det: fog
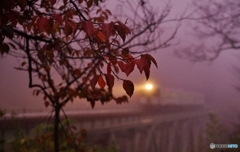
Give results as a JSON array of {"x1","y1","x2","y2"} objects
[
  {"x1": 1, "y1": 37, "x2": 240, "y2": 120},
  {"x1": 1, "y1": 0, "x2": 240, "y2": 125},
  {"x1": 158, "y1": 48, "x2": 240, "y2": 122},
  {"x1": 2, "y1": 1, "x2": 240, "y2": 152}
]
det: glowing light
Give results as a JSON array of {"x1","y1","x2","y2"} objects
[{"x1": 145, "y1": 83, "x2": 153, "y2": 91}]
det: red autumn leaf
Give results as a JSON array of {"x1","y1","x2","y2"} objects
[
  {"x1": 107, "y1": 63, "x2": 111, "y2": 74},
  {"x1": 36, "y1": 17, "x2": 48, "y2": 32},
  {"x1": 118, "y1": 61, "x2": 125, "y2": 72},
  {"x1": 87, "y1": 0, "x2": 93, "y2": 8},
  {"x1": 90, "y1": 100, "x2": 95, "y2": 108},
  {"x1": 114, "y1": 22, "x2": 131, "y2": 42},
  {"x1": 144, "y1": 54, "x2": 158, "y2": 68},
  {"x1": 67, "y1": 20, "x2": 77, "y2": 30},
  {"x1": 63, "y1": 0, "x2": 67, "y2": 5},
  {"x1": 121, "y1": 48, "x2": 134, "y2": 61},
  {"x1": 21, "y1": 61, "x2": 26, "y2": 67},
  {"x1": 118, "y1": 61, "x2": 135, "y2": 76},
  {"x1": 135, "y1": 55, "x2": 151, "y2": 80},
  {"x1": 6, "y1": 13, "x2": 17, "y2": 27},
  {"x1": 144, "y1": 67, "x2": 150, "y2": 80},
  {"x1": 18, "y1": 0, "x2": 27, "y2": 9},
  {"x1": 121, "y1": 48, "x2": 129, "y2": 57},
  {"x1": 123, "y1": 80, "x2": 134, "y2": 97},
  {"x1": 114, "y1": 25, "x2": 126, "y2": 42},
  {"x1": 45, "y1": 101, "x2": 50, "y2": 108},
  {"x1": 135, "y1": 59, "x2": 143, "y2": 74},
  {"x1": 73, "y1": 69, "x2": 81, "y2": 76},
  {"x1": 105, "y1": 74, "x2": 114, "y2": 91},
  {"x1": 54, "y1": 14, "x2": 63, "y2": 24},
  {"x1": 113, "y1": 65, "x2": 119, "y2": 73},
  {"x1": 61, "y1": 74, "x2": 66, "y2": 80},
  {"x1": 118, "y1": 21, "x2": 131, "y2": 35},
  {"x1": 98, "y1": 75, "x2": 106, "y2": 88},
  {"x1": 97, "y1": 32, "x2": 107, "y2": 42},
  {"x1": 49, "y1": 0, "x2": 56, "y2": 6},
  {"x1": 0, "y1": 43, "x2": 10, "y2": 55},
  {"x1": 90, "y1": 75, "x2": 99, "y2": 90},
  {"x1": 102, "y1": 22, "x2": 114, "y2": 38},
  {"x1": 36, "y1": 90, "x2": 40, "y2": 96},
  {"x1": 64, "y1": 23, "x2": 73, "y2": 36},
  {"x1": 81, "y1": 21, "x2": 96, "y2": 35},
  {"x1": 124, "y1": 62, "x2": 135, "y2": 76}
]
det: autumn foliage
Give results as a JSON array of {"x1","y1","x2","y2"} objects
[
  {"x1": 0, "y1": 0, "x2": 180, "y2": 151},
  {"x1": 0, "y1": 0, "x2": 158, "y2": 109}
]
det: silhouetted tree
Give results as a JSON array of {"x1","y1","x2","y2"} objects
[
  {"x1": 176, "y1": 0, "x2": 240, "y2": 61},
  {"x1": 0, "y1": 0, "x2": 181, "y2": 151}
]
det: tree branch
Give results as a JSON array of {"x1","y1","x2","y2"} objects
[{"x1": 14, "y1": 29, "x2": 52, "y2": 43}]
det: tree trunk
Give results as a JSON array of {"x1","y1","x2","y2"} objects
[{"x1": 54, "y1": 105, "x2": 60, "y2": 152}]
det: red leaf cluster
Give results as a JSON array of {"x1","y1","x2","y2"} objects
[
  {"x1": 1, "y1": 0, "x2": 159, "y2": 109},
  {"x1": 117, "y1": 53, "x2": 158, "y2": 80},
  {"x1": 90, "y1": 74, "x2": 114, "y2": 91},
  {"x1": 115, "y1": 95, "x2": 128, "y2": 104},
  {"x1": 114, "y1": 21, "x2": 131, "y2": 42},
  {"x1": 135, "y1": 54, "x2": 158, "y2": 80},
  {"x1": 36, "y1": 17, "x2": 49, "y2": 32},
  {"x1": 81, "y1": 21, "x2": 131, "y2": 44}
]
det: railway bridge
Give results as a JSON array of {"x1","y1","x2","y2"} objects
[{"x1": 0, "y1": 105, "x2": 207, "y2": 152}]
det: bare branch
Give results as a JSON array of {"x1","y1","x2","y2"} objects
[{"x1": 179, "y1": 0, "x2": 240, "y2": 62}]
